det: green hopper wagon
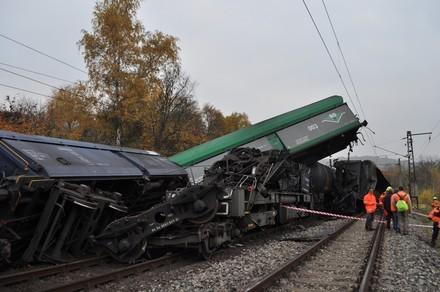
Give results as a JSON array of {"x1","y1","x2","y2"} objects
[{"x1": 170, "y1": 95, "x2": 366, "y2": 183}]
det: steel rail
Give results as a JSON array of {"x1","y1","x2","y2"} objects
[
  {"x1": 358, "y1": 216, "x2": 385, "y2": 292},
  {"x1": 0, "y1": 256, "x2": 109, "y2": 286},
  {"x1": 37, "y1": 253, "x2": 183, "y2": 292},
  {"x1": 244, "y1": 219, "x2": 356, "y2": 292}
]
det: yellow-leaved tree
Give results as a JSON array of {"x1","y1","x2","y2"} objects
[
  {"x1": 79, "y1": 0, "x2": 180, "y2": 147},
  {"x1": 46, "y1": 82, "x2": 98, "y2": 141}
]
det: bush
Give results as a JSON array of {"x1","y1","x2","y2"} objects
[{"x1": 418, "y1": 188, "x2": 436, "y2": 210}]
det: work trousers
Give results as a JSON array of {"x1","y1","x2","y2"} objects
[
  {"x1": 385, "y1": 211, "x2": 392, "y2": 229},
  {"x1": 392, "y1": 212, "x2": 399, "y2": 232},
  {"x1": 365, "y1": 213, "x2": 374, "y2": 230},
  {"x1": 398, "y1": 211, "x2": 409, "y2": 235},
  {"x1": 432, "y1": 222, "x2": 439, "y2": 246}
]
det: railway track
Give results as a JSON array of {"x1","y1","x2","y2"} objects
[
  {"x1": 1, "y1": 252, "x2": 188, "y2": 292},
  {"x1": 244, "y1": 217, "x2": 385, "y2": 292},
  {"x1": 0, "y1": 217, "x2": 346, "y2": 292},
  {"x1": 0, "y1": 256, "x2": 110, "y2": 286}
]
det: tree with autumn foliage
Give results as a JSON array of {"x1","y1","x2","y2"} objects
[
  {"x1": 224, "y1": 112, "x2": 251, "y2": 133},
  {"x1": 79, "y1": 0, "x2": 179, "y2": 146},
  {"x1": 202, "y1": 104, "x2": 250, "y2": 139},
  {"x1": 0, "y1": 96, "x2": 47, "y2": 135},
  {"x1": 382, "y1": 158, "x2": 440, "y2": 208},
  {"x1": 1, "y1": 0, "x2": 252, "y2": 156},
  {"x1": 143, "y1": 63, "x2": 205, "y2": 155},
  {"x1": 202, "y1": 104, "x2": 226, "y2": 139},
  {"x1": 45, "y1": 82, "x2": 99, "y2": 141}
]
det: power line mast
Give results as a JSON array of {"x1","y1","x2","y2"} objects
[{"x1": 404, "y1": 131, "x2": 432, "y2": 207}]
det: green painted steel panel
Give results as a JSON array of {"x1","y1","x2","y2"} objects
[
  {"x1": 289, "y1": 121, "x2": 361, "y2": 155},
  {"x1": 266, "y1": 133, "x2": 285, "y2": 151},
  {"x1": 276, "y1": 103, "x2": 358, "y2": 153},
  {"x1": 169, "y1": 95, "x2": 345, "y2": 167}
]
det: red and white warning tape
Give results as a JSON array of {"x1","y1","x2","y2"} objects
[
  {"x1": 412, "y1": 211, "x2": 429, "y2": 218},
  {"x1": 281, "y1": 205, "x2": 434, "y2": 228},
  {"x1": 282, "y1": 205, "x2": 363, "y2": 221}
]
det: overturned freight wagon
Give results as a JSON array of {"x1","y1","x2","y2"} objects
[
  {"x1": 91, "y1": 96, "x2": 374, "y2": 262},
  {"x1": 0, "y1": 95, "x2": 385, "y2": 266},
  {"x1": 170, "y1": 95, "x2": 366, "y2": 182},
  {"x1": 0, "y1": 132, "x2": 187, "y2": 267},
  {"x1": 169, "y1": 95, "x2": 388, "y2": 213},
  {"x1": 168, "y1": 95, "x2": 374, "y2": 215}
]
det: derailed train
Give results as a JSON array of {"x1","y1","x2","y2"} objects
[{"x1": 0, "y1": 96, "x2": 388, "y2": 267}]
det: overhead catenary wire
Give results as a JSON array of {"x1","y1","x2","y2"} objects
[
  {"x1": 0, "y1": 67, "x2": 86, "y2": 100},
  {"x1": 320, "y1": 0, "x2": 378, "y2": 157},
  {"x1": 420, "y1": 117, "x2": 440, "y2": 156},
  {"x1": 0, "y1": 82, "x2": 52, "y2": 98},
  {"x1": 301, "y1": 0, "x2": 377, "y2": 157},
  {"x1": 321, "y1": 0, "x2": 367, "y2": 121},
  {"x1": 420, "y1": 131, "x2": 439, "y2": 157},
  {"x1": 0, "y1": 67, "x2": 66, "y2": 92},
  {"x1": 373, "y1": 145, "x2": 408, "y2": 158},
  {"x1": 0, "y1": 32, "x2": 87, "y2": 75},
  {"x1": 301, "y1": 0, "x2": 359, "y2": 117},
  {"x1": 432, "y1": 132, "x2": 440, "y2": 143},
  {"x1": 0, "y1": 62, "x2": 75, "y2": 84}
]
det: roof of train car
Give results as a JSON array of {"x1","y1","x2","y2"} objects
[
  {"x1": 169, "y1": 95, "x2": 346, "y2": 167},
  {"x1": 0, "y1": 130, "x2": 187, "y2": 177},
  {"x1": 0, "y1": 130, "x2": 159, "y2": 156}
]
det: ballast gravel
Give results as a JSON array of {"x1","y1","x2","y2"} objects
[
  {"x1": 373, "y1": 214, "x2": 440, "y2": 292},
  {"x1": 270, "y1": 219, "x2": 374, "y2": 292},
  {"x1": 96, "y1": 219, "x2": 347, "y2": 292}
]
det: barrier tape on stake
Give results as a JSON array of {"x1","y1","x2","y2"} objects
[{"x1": 281, "y1": 205, "x2": 433, "y2": 228}]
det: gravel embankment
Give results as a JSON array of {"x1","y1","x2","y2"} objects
[
  {"x1": 373, "y1": 214, "x2": 440, "y2": 292},
  {"x1": 96, "y1": 219, "x2": 347, "y2": 292}
]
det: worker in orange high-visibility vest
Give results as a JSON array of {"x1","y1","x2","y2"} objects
[
  {"x1": 363, "y1": 188, "x2": 377, "y2": 231},
  {"x1": 392, "y1": 186, "x2": 412, "y2": 235},
  {"x1": 428, "y1": 196, "x2": 440, "y2": 247},
  {"x1": 379, "y1": 187, "x2": 394, "y2": 229},
  {"x1": 428, "y1": 202, "x2": 440, "y2": 247}
]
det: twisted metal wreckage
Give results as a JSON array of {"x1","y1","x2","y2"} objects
[{"x1": 0, "y1": 95, "x2": 388, "y2": 268}]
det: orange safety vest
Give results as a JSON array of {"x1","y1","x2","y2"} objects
[
  {"x1": 363, "y1": 193, "x2": 377, "y2": 214},
  {"x1": 390, "y1": 193, "x2": 399, "y2": 212},
  {"x1": 391, "y1": 191, "x2": 410, "y2": 212},
  {"x1": 378, "y1": 192, "x2": 387, "y2": 215},
  {"x1": 397, "y1": 191, "x2": 411, "y2": 212},
  {"x1": 428, "y1": 207, "x2": 440, "y2": 224},
  {"x1": 379, "y1": 192, "x2": 385, "y2": 205}
]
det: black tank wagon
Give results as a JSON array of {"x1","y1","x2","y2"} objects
[{"x1": 0, "y1": 131, "x2": 187, "y2": 267}]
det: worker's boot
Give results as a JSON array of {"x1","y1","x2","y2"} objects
[{"x1": 431, "y1": 240, "x2": 436, "y2": 248}]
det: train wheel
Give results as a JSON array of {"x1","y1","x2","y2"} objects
[
  {"x1": 187, "y1": 199, "x2": 218, "y2": 225},
  {"x1": 108, "y1": 227, "x2": 148, "y2": 263},
  {"x1": 111, "y1": 238, "x2": 147, "y2": 264}
]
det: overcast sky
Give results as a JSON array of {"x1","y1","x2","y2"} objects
[{"x1": 1, "y1": 0, "x2": 439, "y2": 161}]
